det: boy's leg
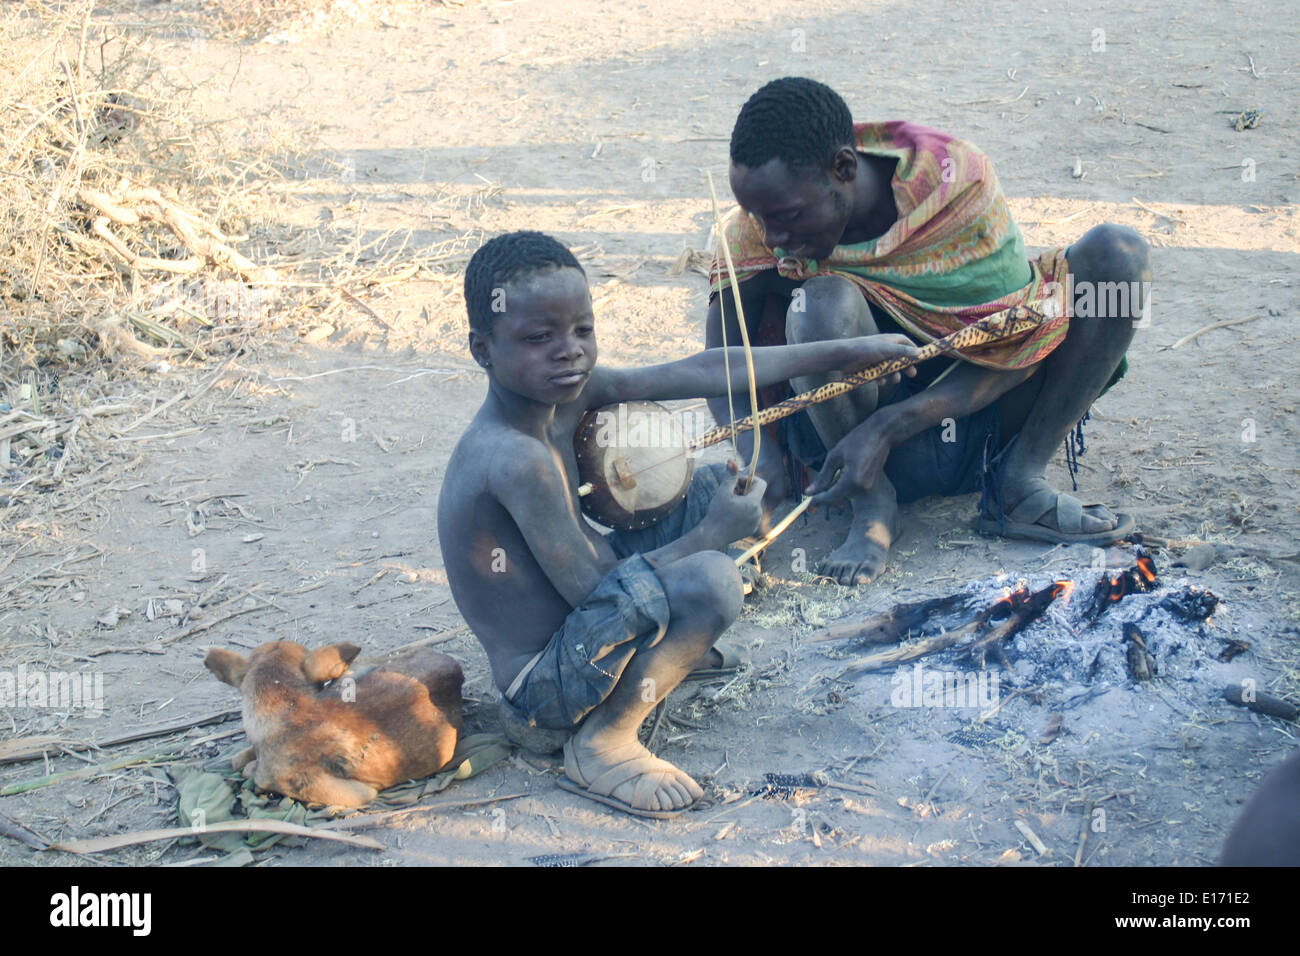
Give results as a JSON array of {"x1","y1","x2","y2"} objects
[
  {"x1": 786, "y1": 275, "x2": 901, "y2": 585},
  {"x1": 565, "y1": 550, "x2": 743, "y2": 813},
  {"x1": 604, "y1": 462, "x2": 743, "y2": 673}
]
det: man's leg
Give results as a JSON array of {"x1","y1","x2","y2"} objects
[
  {"x1": 565, "y1": 551, "x2": 742, "y2": 812},
  {"x1": 786, "y1": 275, "x2": 901, "y2": 585},
  {"x1": 992, "y1": 224, "x2": 1150, "y2": 534}
]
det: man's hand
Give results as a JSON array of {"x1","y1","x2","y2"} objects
[
  {"x1": 805, "y1": 413, "x2": 897, "y2": 506},
  {"x1": 702, "y1": 467, "x2": 767, "y2": 544},
  {"x1": 841, "y1": 334, "x2": 920, "y2": 387}
]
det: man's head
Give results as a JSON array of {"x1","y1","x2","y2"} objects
[
  {"x1": 728, "y1": 77, "x2": 859, "y2": 260},
  {"x1": 463, "y1": 231, "x2": 595, "y2": 403}
]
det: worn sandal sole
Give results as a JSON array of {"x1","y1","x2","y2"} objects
[
  {"x1": 555, "y1": 775, "x2": 692, "y2": 820},
  {"x1": 975, "y1": 510, "x2": 1136, "y2": 546},
  {"x1": 683, "y1": 640, "x2": 747, "y2": 682}
]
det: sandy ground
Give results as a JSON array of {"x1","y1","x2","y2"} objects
[{"x1": 2, "y1": 0, "x2": 1298, "y2": 867}]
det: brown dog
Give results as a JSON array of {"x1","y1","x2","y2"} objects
[{"x1": 204, "y1": 641, "x2": 463, "y2": 808}]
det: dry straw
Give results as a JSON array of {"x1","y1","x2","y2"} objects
[{"x1": 0, "y1": 1, "x2": 479, "y2": 543}]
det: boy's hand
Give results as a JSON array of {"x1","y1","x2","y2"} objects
[
  {"x1": 843, "y1": 334, "x2": 921, "y2": 387},
  {"x1": 703, "y1": 465, "x2": 767, "y2": 544}
]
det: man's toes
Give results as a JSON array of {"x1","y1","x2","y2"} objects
[
  {"x1": 816, "y1": 559, "x2": 845, "y2": 581},
  {"x1": 1080, "y1": 505, "x2": 1117, "y2": 533},
  {"x1": 660, "y1": 781, "x2": 686, "y2": 810}
]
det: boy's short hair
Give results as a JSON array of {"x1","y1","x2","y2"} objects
[
  {"x1": 463, "y1": 231, "x2": 584, "y2": 334},
  {"x1": 730, "y1": 77, "x2": 855, "y2": 177}
]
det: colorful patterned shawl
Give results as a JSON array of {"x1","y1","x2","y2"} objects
[{"x1": 709, "y1": 121, "x2": 1071, "y2": 370}]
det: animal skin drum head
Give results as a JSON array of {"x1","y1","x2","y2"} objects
[{"x1": 575, "y1": 401, "x2": 694, "y2": 531}]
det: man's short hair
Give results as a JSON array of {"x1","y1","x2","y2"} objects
[
  {"x1": 730, "y1": 77, "x2": 855, "y2": 176},
  {"x1": 463, "y1": 231, "x2": 584, "y2": 334}
]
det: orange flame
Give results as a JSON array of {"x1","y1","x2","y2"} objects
[{"x1": 1053, "y1": 580, "x2": 1076, "y2": 604}]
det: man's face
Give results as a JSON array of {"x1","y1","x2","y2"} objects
[
  {"x1": 471, "y1": 266, "x2": 596, "y2": 405},
  {"x1": 729, "y1": 156, "x2": 854, "y2": 261}
]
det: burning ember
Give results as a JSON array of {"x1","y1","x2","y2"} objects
[
  {"x1": 1160, "y1": 587, "x2": 1220, "y2": 625},
  {"x1": 1083, "y1": 551, "x2": 1159, "y2": 625}
]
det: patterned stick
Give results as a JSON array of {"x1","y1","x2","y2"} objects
[{"x1": 688, "y1": 306, "x2": 1045, "y2": 453}]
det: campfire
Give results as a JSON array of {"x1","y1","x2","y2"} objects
[{"x1": 814, "y1": 551, "x2": 1228, "y2": 688}]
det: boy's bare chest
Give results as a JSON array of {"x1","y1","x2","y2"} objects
[{"x1": 545, "y1": 414, "x2": 585, "y2": 493}]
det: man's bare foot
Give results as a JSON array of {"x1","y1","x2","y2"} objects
[
  {"x1": 817, "y1": 482, "x2": 901, "y2": 586},
  {"x1": 563, "y1": 725, "x2": 703, "y2": 816}
]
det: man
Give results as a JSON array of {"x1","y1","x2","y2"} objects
[{"x1": 705, "y1": 77, "x2": 1150, "y2": 586}]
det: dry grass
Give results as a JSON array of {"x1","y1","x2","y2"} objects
[
  {"x1": 0, "y1": 0, "x2": 291, "y2": 366},
  {"x1": 198, "y1": 0, "x2": 483, "y2": 42},
  {"x1": 0, "y1": 1, "x2": 481, "y2": 537}
]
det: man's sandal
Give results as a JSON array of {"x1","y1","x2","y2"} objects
[{"x1": 976, "y1": 487, "x2": 1136, "y2": 545}]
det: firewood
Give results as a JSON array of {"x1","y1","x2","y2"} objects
[
  {"x1": 1223, "y1": 685, "x2": 1299, "y2": 721},
  {"x1": 811, "y1": 591, "x2": 971, "y2": 645}
]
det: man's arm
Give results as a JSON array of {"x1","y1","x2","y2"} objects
[
  {"x1": 880, "y1": 361, "x2": 1036, "y2": 448},
  {"x1": 807, "y1": 360, "x2": 1037, "y2": 504}
]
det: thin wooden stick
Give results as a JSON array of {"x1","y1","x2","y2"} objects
[
  {"x1": 733, "y1": 495, "x2": 812, "y2": 566},
  {"x1": 46, "y1": 820, "x2": 383, "y2": 854},
  {"x1": 1, "y1": 751, "x2": 172, "y2": 796},
  {"x1": 836, "y1": 618, "x2": 983, "y2": 680},
  {"x1": 0, "y1": 709, "x2": 240, "y2": 766},
  {"x1": 808, "y1": 592, "x2": 970, "y2": 645},
  {"x1": 319, "y1": 792, "x2": 530, "y2": 830},
  {"x1": 1167, "y1": 314, "x2": 1264, "y2": 350}
]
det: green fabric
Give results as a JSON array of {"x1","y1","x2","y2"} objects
[{"x1": 1099, "y1": 356, "x2": 1129, "y2": 398}]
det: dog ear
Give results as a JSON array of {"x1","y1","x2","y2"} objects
[
  {"x1": 302, "y1": 642, "x2": 361, "y2": 683},
  {"x1": 205, "y1": 648, "x2": 250, "y2": 687}
]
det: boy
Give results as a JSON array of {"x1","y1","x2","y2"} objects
[{"x1": 438, "y1": 230, "x2": 917, "y2": 817}]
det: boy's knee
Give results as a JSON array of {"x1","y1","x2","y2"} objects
[
  {"x1": 658, "y1": 551, "x2": 743, "y2": 630},
  {"x1": 787, "y1": 275, "x2": 872, "y2": 343}
]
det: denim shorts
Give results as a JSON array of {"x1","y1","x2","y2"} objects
[{"x1": 503, "y1": 463, "x2": 732, "y2": 731}]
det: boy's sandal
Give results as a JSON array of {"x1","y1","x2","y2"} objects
[
  {"x1": 559, "y1": 738, "x2": 699, "y2": 820},
  {"x1": 684, "y1": 640, "x2": 748, "y2": 682}
]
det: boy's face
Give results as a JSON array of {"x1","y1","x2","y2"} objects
[{"x1": 471, "y1": 266, "x2": 596, "y2": 404}]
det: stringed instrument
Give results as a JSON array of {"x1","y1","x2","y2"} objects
[{"x1": 574, "y1": 306, "x2": 1045, "y2": 530}]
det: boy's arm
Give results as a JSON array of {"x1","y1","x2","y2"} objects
[
  {"x1": 489, "y1": 441, "x2": 613, "y2": 608},
  {"x1": 585, "y1": 334, "x2": 919, "y2": 409},
  {"x1": 490, "y1": 439, "x2": 753, "y2": 607}
]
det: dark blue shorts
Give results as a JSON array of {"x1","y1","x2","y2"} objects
[
  {"x1": 503, "y1": 463, "x2": 732, "y2": 731},
  {"x1": 782, "y1": 375, "x2": 1002, "y2": 505}
]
